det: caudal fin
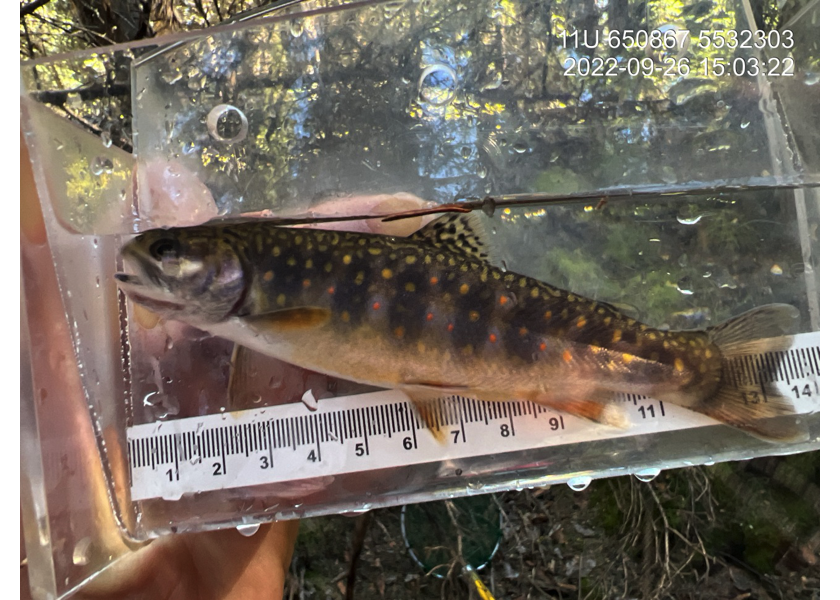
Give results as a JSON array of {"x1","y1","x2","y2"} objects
[{"x1": 697, "y1": 304, "x2": 808, "y2": 442}]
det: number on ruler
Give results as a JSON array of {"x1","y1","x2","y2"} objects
[
  {"x1": 637, "y1": 402, "x2": 665, "y2": 419},
  {"x1": 792, "y1": 384, "x2": 814, "y2": 399},
  {"x1": 500, "y1": 424, "x2": 511, "y2": 437},
  {"x1": 260, "y1": 456, "x2": 269, "y2": 469},
  {"x1": 355, "y1": 443, "x2": 368, "y2": 456},
  {"x1": 451, "y1": 430, "x2": 461, "y2": 444},
  {"x1": 549, "y1": 417, "x2": 564, "y2": 431},
  {"x1": 307, "y1": 450, "x2": 318, "y2": 462}
]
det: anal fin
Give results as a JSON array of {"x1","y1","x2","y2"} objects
[{"x1": 532, "y1": 392, "x2": 628, "y2": 429}]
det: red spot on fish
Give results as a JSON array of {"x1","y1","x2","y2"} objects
[
  {"x1": 499, "y1": 296, "x2": 508, "y2": 306},
  {"x1": 430, "y1": 276, "x2": 439, "y2": 285},
  {"x1": 426, "y1": 312, "x2": 434, "y2": 321},
  {"x1": 302, "y1": 279, "x2": 311, "y2": 289},
  {"x1": 539, "y1": 342, "x2": 547, "y2": 351},
  {"x1": 489, "y1": 333, "x2": 497, "y2": 343},
  {"x1": 447, "y1": 323, "x2": 454, "y2": 332},
  {"x1": 562, "y1": 350, "x2": 572, "y2": 363},
  {"x1": 373, "y1": 301, "x2": 381, "y2": 310},
  {"x1": 327, "y1": 286, "x2": 335, "y2": 295}
]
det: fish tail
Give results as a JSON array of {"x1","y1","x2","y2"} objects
[{"x1": 674, "y1": 304, "x2": 808, "y2": 442}]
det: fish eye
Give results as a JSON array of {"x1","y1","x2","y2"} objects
[{"x1": 149, "y1": 238, "x2": 180, "y2": 261}]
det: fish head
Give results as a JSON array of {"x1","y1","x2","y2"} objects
[{"x1": 116, "y1": 227, "x2": 246, "y2": 324}]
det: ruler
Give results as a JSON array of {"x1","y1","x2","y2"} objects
[{"x1": 127, "y1": 331, "x2": 819, "y2": 501}]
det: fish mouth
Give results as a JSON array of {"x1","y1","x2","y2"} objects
[{"x1": 115, "y1": 272, "x2": 187, "y2": 313}]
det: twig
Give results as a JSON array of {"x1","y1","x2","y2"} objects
[
  {"x1": 345, "y1": 511, "x2": 373, "y2": 600},
  {"x1": 20, "y1": 0, "x2": 52, "y2": 18}
]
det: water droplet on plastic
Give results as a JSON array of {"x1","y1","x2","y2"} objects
[
  {"x1": 100, "y1": 131, "x2": 112, "y2": 148},
  {"x1": 477, "y1": 165, "x2": 488, "y2": 178},
  {"x1": 804, "y1": 72, "x2": 820, "y2": 85},
  {"x1": 482, "y1": 70, "x2": 503, "y2": 91},
  {"x1": 740, "y1": 120, "x2": 751, "y2": 129},
  {"x1": 89, "y1": 156, "x2": 113, "y2": 176},
  {"x1": 677, "y1": 214, "x2": 703, "y2": 225},
  {"x1": 567, "y1": 476, "x2": 592, "y2": 491},
  {"x1": 770, "y1": 264, "x2": 783, "y2": 275},
  {"x1": 236, "y1": 523, "x2": 261, "y2": 537},
  {"x1": 301, "y1": 389, "x2": 319, "y2": 411},
  {"x1": 72, "y1": 537, "x2": 92, "y2": 566},
  {"x1": 460, "y1": 146, "x2": 472, "y2": 160},
  {"x1": 290, "y1": 20, "x2": 304, "y2": 37},
  {"x1": 418, "y1": 64, "x2": 457, "y2": 106},
  {"x1": 512, "y1": 142, "x2": 527, "y2": 154},
  {"x1": 207, "y1": 104, "x2": 249, "y2": 144},
  {"x1": 633, "y1": 468, "x2": 661, "y2": 482}
]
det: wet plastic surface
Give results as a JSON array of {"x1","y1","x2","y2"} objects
[{"x1": 20, "y1": 0, "x2": 819, "y2": 597}]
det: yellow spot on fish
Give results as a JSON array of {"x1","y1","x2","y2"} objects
[
  {"x1": 263, "y1": 271, "x2": 275, "y2": 282},
  {"x1": 341, "y1": 311, "x2": 350, "y2": 323},
  {"x1": 355, "y1": 272, "x2": 365, "y2": 285},
  {"x1": 417, "y1": 342, "x2": 426, "y2": 353},
  {"x1": 504, "y1": 274, "x2": 515, "y2": 283},
  {"x1": 394, "y1": 326, "x2": 405, "y2": 339},
  {"x1": 597, "y1": 308, "x2": 605, "y2": 315},
  {"x1": 531, "y1": 287, "x2": 540, "y2": 298},
  {"x1": 272, "y1": 246, "x2": 281, "y2": 257},
  {"x1": 689, "y1": 339, "x2": 697, "y2": 347},
  {"x1": 294, "y1": 235, "x2": 303, "y2": 245},
  {"x1": 612, "y1": 330, "x2": 622, "y2": 342},
  {"x1": 699, "y1": 363, "x2": 708, "y2": 374},
  {"x1": 568, "y1": 294, "x2": 576, "y2": 302},
  {"x1": 305, "y1": 259, "x2": 313, "y2": 269},
  {"x1": 368, "y1": 247, "x2": 382, "y2": 255},
  {"x1": 405, "y1": 282, "x2": 416, "y2": 292},
  {"x1": 437, "y1": 254, "x2": 445, "y2": 262},
  {"x1": 449, "y1": 258, "x2": 457, "y2": 266},
  {"x1": 405, "y1": 255, "x2": 417, "y2": 264},
  {"x1": 647, "y1": 332, "x2": 658, "y2": 340},
  {"x1": 662, "y1": 340, "x2": 670, "y2": 349},
  {"x1": 324, "y1": 263, "x2": 333, "y2": 273},
  {"x1": 424, "y1": 255, "x2": 432, "y2": 265},
  {"x1": 493, "y1": 271, "x2": 501, "y2": 280},
  {"x1": 622, "y1": 353, "x2": 633, "y2": 363},
  {"x1": 343, "y1": 254, "x2": 352, "y2": 265},
  {"x1": 639, "y1": 324, "x2": 648, "y2": 332},
  {"x1": 276, "y1": 294, "x2": 286, "y2": 307},
  {"x1": 705, "y1": 349, "x2": 713, "y2": 358},
  {"x1": 287, "y1": 258, "x2": 297, "y2": 267},
  {"x1": 381, "y1": 268, "x2": 393, "y2": 279},
  {"x1": 480, "y1": 270, "x2": 488, "y2": 283},
  {"x1": 461, "y1": 344, "x2": 474, "y2": 356},
  {"x1": 460, "y1": 264, "x2": 469, "y2": 273},
  {"x1": 469, "y1": 310, "x2": 479, "y2": 322},
  {"x1": 576, "y1": 317, "x2": 587, "y2": 328},
  {"x1": 674, "y1": 358, "x2": 685, "y2": 372},
  {"x1": 562, "y1": 350, "x2": 572, "y2": 363},
  {"x1": 603, "y1": 316, "x2": 612, "y2": 325},
  {"x1": 459, "y1": 283, "x2": 470, "y2": 295},
  {"x1": 519, "y1": 277, "x2": 528, "y2": 288},
  {"x1": 650, "y1": 352, "x2": 660, "y2": 361}
]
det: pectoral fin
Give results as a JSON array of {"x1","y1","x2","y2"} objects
[{"x1": 242, "y1": 307, "x2": 332, "y2": 333}]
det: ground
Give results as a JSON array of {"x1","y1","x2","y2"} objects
[{"x1": 283, "y1": 453, "x2": 819, "y2": 600}]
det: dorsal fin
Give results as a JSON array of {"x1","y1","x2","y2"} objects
[{"x1": 408, "y1": 212, "x2": 493, "y2": 262}]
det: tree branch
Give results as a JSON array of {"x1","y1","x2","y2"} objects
[{"x1": 20, "y1": 0, "x2": 53, "y2": 18}]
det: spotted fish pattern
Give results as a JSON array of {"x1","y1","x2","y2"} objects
[{"x1": 117, "y1": 214, "x2": 803, "y2": 442}]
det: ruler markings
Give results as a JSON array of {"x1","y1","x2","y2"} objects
[{"x1": 129, "y1": 333, "x2": 820, "y2": 501}]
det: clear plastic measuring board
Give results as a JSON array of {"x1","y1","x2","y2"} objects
[{"x1": 128, "y1": 331, "x2": 820, "y2": 501}]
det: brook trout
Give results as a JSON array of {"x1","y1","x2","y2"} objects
[{"x1": 116, "y1": 213, "x2": 802, "y2": 441}]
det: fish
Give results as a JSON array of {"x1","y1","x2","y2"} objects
[{"x1": 116, "y1": 213, "x2": 804, "y2": 442}]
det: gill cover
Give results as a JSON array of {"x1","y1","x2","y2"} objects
[{"x1": 118, "y1": 227, "x2": 247, "y2": 323}]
